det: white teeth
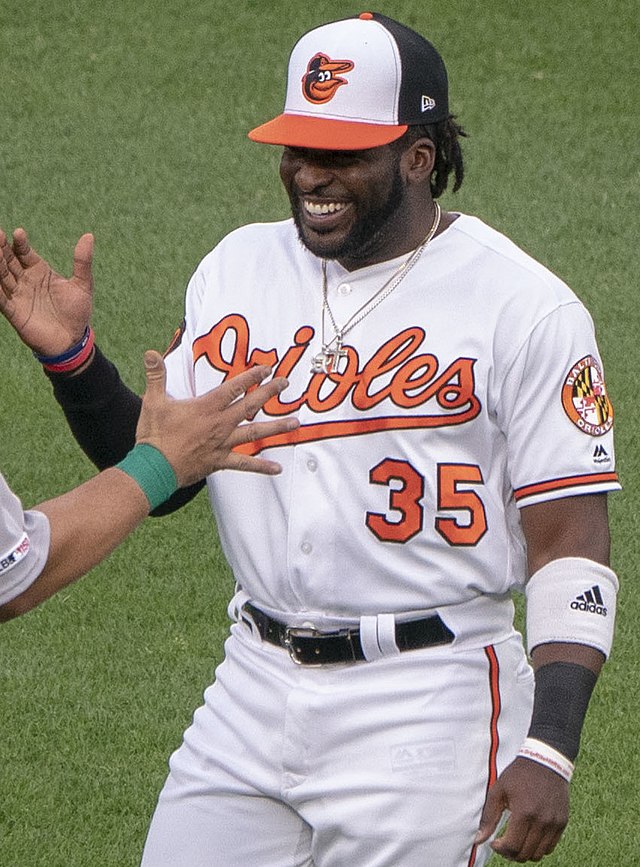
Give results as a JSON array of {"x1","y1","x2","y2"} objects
[{"x1": 304, "y1": 201, "x2": 345, "y2": 216}]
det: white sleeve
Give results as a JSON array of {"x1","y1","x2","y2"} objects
[
  {"x1": 0, "y1": 473, "x2": 50, "y2": 606},
  {"x1": 162, "y1": 260, "x2": 213, "y2": 400},
  {"x1": 497, "y1": 301, "x2": 620, "y2": 507}
]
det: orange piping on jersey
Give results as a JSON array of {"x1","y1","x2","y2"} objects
[
  {"x1": 484, "y1": 645, "x2": 501, "y2": 788},
  {"x1": 467, "y1": 646, "x2": 501, "y2": 867},
  {"x1": 514, "y1": 472, "x2": 619, "y2": 502},
  {"x1": 164, "y1": 319, "x2": 186, "y2": 357},
  {"x1": 234, "y1": 408, "x2": 481, "y2": 455}
]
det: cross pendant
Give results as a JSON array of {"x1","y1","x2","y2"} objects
[{"x1": 310, "y1": 343, "x2": 348, "y2": 375}]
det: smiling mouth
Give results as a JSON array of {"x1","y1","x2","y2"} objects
[{"x1": 303, "y1": 199, "x2": 347, "y2": 217}]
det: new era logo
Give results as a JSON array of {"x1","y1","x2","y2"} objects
[
  {"x1": 571, "y1": 585, "x2": 607, "y2": 616},
  {"x1": 421, "y1": 95, "x2": 436, "y2": 112}
]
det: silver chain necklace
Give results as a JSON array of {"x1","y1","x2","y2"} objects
[{"x1": 311, "y1": 202, "x2": 441, "y2": 375}]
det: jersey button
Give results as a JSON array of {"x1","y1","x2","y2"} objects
[
  {"x1": 300, "y1": 541, "x2": 313, "y2": 555},
  {"x1": 306, "y1": 458, "x2": 318, "y2": 472},
  {"x1": 337, "y1": 282, "x2": 352, "y2": 296}
]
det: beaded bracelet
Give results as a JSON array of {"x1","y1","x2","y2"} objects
[
  {"x1": 517, "y1": 737, "x2": 575, "y2": 783},
  {"x1": 115, "y1": 443, "x2": 178, "y2": 511},
  {"x1": 34, "y1": 326, "x2": 95, "y2": 373}
]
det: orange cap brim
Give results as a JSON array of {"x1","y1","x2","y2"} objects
[{"x1": 248, "y1": 113, "x2": 408, "y2": 150}]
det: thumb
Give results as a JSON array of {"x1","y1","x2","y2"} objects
[
  {"x1": 72, "y1": 232, "x2": 94, "y2": 285},
  {"x1": 143, "y1": 350, "x2": 167, "y2": 399},
  {"x1": 475, "y1": 783, "x2": 504, "y2": 845}
]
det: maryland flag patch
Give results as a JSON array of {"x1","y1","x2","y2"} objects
[{"x1": 562, "y1": 355, "x2": 613, "y2": 436}]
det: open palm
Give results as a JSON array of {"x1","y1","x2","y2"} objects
[{"x1": 0, "y1": 228, "x2": 94, "y2": 356}]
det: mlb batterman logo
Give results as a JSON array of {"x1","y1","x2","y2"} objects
[
  {"x1": 302, "y1": 53, "x2": 355, "y2": 104},
  {"x1": 561, "y1": 355, "x2": 613, "y2": 436}
]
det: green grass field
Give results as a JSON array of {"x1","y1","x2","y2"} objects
[{"x1": 1, "y1": 0, "x2": 639, "y2": 864}]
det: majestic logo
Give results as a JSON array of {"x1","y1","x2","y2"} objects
[
  {"x1": 571, "y1": 585, "x2": 607, "y2": 616},
  {"x1": 302, "y1": 53, "x2": 355, "y2": 104},
  {"x1": 191, "y1": 315, "x2": 481, "y2": 454},
  {"x1": 561, "y1": 355, "x2": 613, "y2": 436},
  {"x1": 592, "y1": 444, "x2": 610, "y2": 464}
]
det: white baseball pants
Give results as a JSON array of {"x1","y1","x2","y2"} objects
[{"x1": 141, "y1": 621, "x2": 533, "y2": 866}]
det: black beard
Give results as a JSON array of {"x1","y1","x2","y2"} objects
[{"x1": 290, "y1": 166, "x2": 405, "y2": 266}]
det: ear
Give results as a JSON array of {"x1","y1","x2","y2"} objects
[{"x1": 402, "y1": 137, "x2": 436, "y2": 184}]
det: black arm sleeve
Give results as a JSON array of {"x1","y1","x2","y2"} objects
[{"x1": 45, "y1": 345, "x2": 205, "y2": 515}]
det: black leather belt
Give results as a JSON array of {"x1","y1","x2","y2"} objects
[{"x1": 241, "y1": 602, "x2": 454, "y2": 666}]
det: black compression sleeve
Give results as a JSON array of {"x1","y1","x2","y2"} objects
[
  {"x1": 44, "y1": 345, "x2": 205, "y2": 515},
  {"x1": 527, "y1": 662, "x2": 598, "y2": 761},
  {"x1": 46, "y1": 345, "x2": 142, "y2": 469}
]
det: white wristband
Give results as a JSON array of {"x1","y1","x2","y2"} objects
[
  {"x1": 525, "y1": 557, "x2": 618, "y2": 658},
  {"x1": 517, "y1": 737, "x2": 574, "y2": 782}
]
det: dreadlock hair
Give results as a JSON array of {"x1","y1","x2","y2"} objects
[{"x1": 395, "y1": 115, "x2": 467, "y2": 198}]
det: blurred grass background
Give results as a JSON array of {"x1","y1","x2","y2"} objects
[{"x1": 1, "y1": 0, "x2": 638, "y2": 864}]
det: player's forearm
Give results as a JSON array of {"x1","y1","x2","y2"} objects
[
  {"x1": 46, "y1": 344, "x2": 142, "y2": 468},
  {"x1": 529, "y1": 641, "x2": 603, "y2": 758},
  {"x1": 45, "y1": 345, "x2": 205, "y2": 516},
  {"x1": 531, "y1": 640, "x2": 604, "y2": 675},
  {"x1": 0, "y1": 468, "x2": 149, "y2": 620}
]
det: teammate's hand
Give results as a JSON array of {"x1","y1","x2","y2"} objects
[
  {"x1": 0, "y1": 227, "x2": 94, "y2": 356},
  {"x1": 137, "y1": 351, "x2": 299, "y2": 485},
  {"x1": 475, "y1": 757, "x2": 569, "y2": 862}
]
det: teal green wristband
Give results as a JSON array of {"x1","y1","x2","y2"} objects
[{"x1": 116, "y1": 443, "x2": 178, "y2": 511}]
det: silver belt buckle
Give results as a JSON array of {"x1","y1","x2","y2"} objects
[{"x1": 284, "y1": 626, "x2": 354, "y2": 666}]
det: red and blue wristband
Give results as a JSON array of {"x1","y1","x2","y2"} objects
[{"x1": 34, "y1": 326, "x2": 95, "y2": 373}]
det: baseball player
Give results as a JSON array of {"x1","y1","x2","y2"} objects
[{"x1": 1, "y1": 12, "x2": 621, "y2": 866}]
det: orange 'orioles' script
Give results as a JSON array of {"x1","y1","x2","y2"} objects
[{"x1": 192, "y1": 315, "x2": 481, "y2": 454}]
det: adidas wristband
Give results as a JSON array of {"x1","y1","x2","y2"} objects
[{"x1": 525, "y1": 557, "x2": 618, "y2": 658}]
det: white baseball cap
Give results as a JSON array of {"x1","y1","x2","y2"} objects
[{"x1": 248, "y1": 11, "x2": 449, "y2": 150}]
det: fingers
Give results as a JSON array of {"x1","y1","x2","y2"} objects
[
  {"x1": 489, "y1": 815, "x2": 533, "y2": 861},
  {"x1": 73, "y1": 233, "x2": 94, "y2": 285},
  {"x1": 229, "y1": 415, "x2": 299, "y2": 448},
  {"x1": 11, "y1": 227, "x2": 40, "y2": 267},
  {"x1": 200, "y1": 366, "x2": 290, "y2": 423},
  {"x1": 212, "y1": 364, "x2": 274, "y2": 407},
  {"x1": 477, "y1": 760, "x2": 569, "y2": 862},
  {"x1": 143, "y1": 350, "x2": 168, "y2": 401},
  {"x1": 490, "y1": 816, "x2": 563, "y2": 862},
  {"x1": 234, "y1": 376, "x2": 291, "y2": 422},
  {"x1": 0, "y1": 229, "x2": 23, "y2": 281},
  {"x1": 201, "y1": 368, "x2": 299, "y2": 472},
  {"x1": 0, "y1": 246, "x2": 18, "y2": 301},
  {"x1": 475, "y1": 783, "x2": 504, "y2": 845},
  {"x1": 221, "y1": 452, "x2": 285, "y2": 476}
]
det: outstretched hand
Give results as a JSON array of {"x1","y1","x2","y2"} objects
[
  {"x1": 137, "y1": 351, "x2": 299, "y2": 485},
  {"x1": 0, "y1": 227, "x2": 94, "y2": 356},
  {"x1": 475, "y1": 757, "x2": 569, "y2": 862}
]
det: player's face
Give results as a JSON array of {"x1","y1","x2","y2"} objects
[{"x1": 280, "y1": 144, "x2": 410, "y2": 269}]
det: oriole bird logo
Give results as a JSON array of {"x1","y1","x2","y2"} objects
[{"x1": 302, "y1": 53, "x2": 355, "y2": 104}]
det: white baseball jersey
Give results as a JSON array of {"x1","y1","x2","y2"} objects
[
  {"x1": 0, "y1": 472, "x2": 50, "y2": 606},
  {"x1": 164, "y1": 213, "x2": 620, "y2": 634}
]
